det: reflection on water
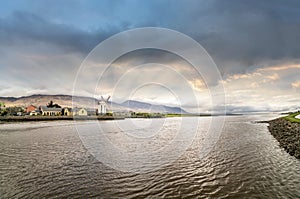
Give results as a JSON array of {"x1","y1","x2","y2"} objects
[{"x1": 1, "y1": 115, "x2": 299, "y2": 198}]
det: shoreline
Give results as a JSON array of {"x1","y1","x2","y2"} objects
[
  {"x1": 0, "y1": 115, "x2": 125, "y2": 122},
  {"x1": 267, "y1": 117, "x2": 300, "y2": 159},
  {"x1": 0, "y1": 114, "x2": 242, "y2": 122}
]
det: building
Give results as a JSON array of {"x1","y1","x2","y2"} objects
[
  {"x1": 97, "y1": 96, "x2": 110, "y2": 115},
  {"x1": 86, "y1": 108, "x2": 97, "y2": 116},
  {"x1": 98, "y1": 100, "x2": 107, "y2": 115},
  {"x1": 63, "y1": 107, "x2": 96, "y2": 116},
  {"x1": 29, "y1": 110, "x2": 40, "y2": 116},
  {"x1": 72, "y1": 108, "x2": 87, "y2": 116},
  {"x1": 40, "y1": 106, "x2": 62, "y2": 116},
  {"x1": 63, "y1": 107, "x2": 72, "y2": 116},
  {"x1": 26, "y1": 105, "x2": 36, "y2": 114}
]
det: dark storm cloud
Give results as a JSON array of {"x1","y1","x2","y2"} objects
[
  {"x1": 141, "y1": 0, "x2": 300, "y2": 75},
  {"x1": 0, "y1": 11, "x2": 124, "y2": 54},
  {"x1": 1, "y1": 0, "x2": 300, "y2": 73},
  {"x1": 194, "y1": 0, "x2": 300, "y2": 74}
]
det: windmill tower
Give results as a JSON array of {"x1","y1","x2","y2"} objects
[{"x1": 97, "y1": 96, "x2": 110, "y2": 115}]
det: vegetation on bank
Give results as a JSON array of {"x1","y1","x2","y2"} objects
[
  {"x1": 0, "y1": 102, "x2": 7, "y2": 116},
  {"x1": 131, "y1": 112, "x2": 165, "y2": 118},
  {"x1": 283, "y1": 112, "x2": 300, "y2": 123},
  {"x1": 165, "y1": 113, "x2": 199, "y2": 117}
]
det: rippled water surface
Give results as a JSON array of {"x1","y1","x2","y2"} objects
[{"x1": 1, "y1": 115, "x2": 299, "y2": 198}]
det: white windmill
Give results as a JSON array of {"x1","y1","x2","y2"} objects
[{"x1": 97, "y1": 96, "x2": 110, "y2": 115}]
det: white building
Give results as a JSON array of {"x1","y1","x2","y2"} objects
[
  {"x1": 97, "y1": 96, "x2": 110, "y2": 115},
  {"x1": 98, "y1": 100, "x2": 107, "y2": 115},
  {"x1": 72, "y1": 108, "x2": 88, "y2": 116}
]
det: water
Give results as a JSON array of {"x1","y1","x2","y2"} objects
[{"x1": 1, "y1": 115, "x2": 299, "y2": 198}]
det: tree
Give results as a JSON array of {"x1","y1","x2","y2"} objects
[
  {"x1": 0, "y1": 109, "x2": 7, "y2": 116},
  {"x1": 6, "y1": 107, "x2": 23, "y2": 116},
  {"x1": 0, "y1": 102, "x2": 5, "y2": 108},
  {"x1": 47, "y1": 101, "x2": 61, "y2": 108},
  {"x1": 47, "y1": 100, "x2": 54, "y2": 107},
  {"x1": 0, "y1": 102, "x2": 6, "y2": 116}
]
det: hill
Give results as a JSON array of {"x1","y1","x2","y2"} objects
[
  {"x1": 0, "y1": 95, "x2": 188, "y2": 114},
  {"x1": 0, "y1": 94, "x2": 97, "y2": 108},
  {"x1": 122, "y1": 100, "x2": 188, "y2": 114}
]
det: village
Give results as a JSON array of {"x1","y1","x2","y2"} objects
[
  {"x1": 0, "y1": 97, "x2": 166, "y2": 121},
  {"x1": 0, "y1": 96, "x2": 129, "y2": 118},
  {"x1": 24, "y1": 99, "x2": 114, "y2": 117}
]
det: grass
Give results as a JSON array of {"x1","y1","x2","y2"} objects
[
  {"x1": 165, "y1": 113, "x2": 200, "y2": 117},
  {"x1": 165, "y1": 113, "x2": 183, "y2": 117},
  {"x1": 283, "y1": 112, "x2": 300, "y2": 123}
]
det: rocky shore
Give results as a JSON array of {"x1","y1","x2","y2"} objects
[{"x1": 268, "y1": 118, "x2": 300, "y2": 159}]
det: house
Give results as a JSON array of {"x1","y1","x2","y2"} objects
[
  {"x1": 16, "y1": 112, "x2": 23, "y2": 116},
  {"x1": 40, "y1": 106, "x2": 62, "y2": 116},
  {"x1": 73, "y1": 108, "x2": 87, "y2": 116},
  {"x1": 26, "y1": 105, "x2": 36, "y2": 114},
  {"x1": 86, "y1": 108, "x2": 97, "y2": 116},
  {"x1": 63, "y1": 107, "x2": 72, "y2": 116},
  {"x1": 29, "y1": 110, "x2": 40, "y2": 116},
  {"x1": 63, "y1": 107, "x2": 95, "y2": 116}
]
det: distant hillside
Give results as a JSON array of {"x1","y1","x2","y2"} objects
[
  {"x1": 0, "y1": 94, "x2": 188, "y2": 114},
  {"x1": 0, "y1": 94, "x2": 97, "y2": 108},
  {"x1": 122, "y1": 100, "x2": 188, "y2": 114}
]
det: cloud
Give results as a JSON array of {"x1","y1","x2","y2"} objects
[
  {"x1": 291, "y1": 81, "x2": 300, "y2": 89},
  {"x1": 0, "y1": 11, "x2": 123, "y2": 54},
  {"x1": 195, "y1": 0, "x2": 300, "y2": 71},
  {"x1": 266, "y1": 73, "x2": 279, "y2": 81},
  {"x1": 2, "y1": 0, "x2": 300, "y2": 72},
  {"x1": 258, "y1": 64, "x2": 300, "y2": 72},
  {"x1": 219, "y1": 63, "x2": 300, "y2": 112},
  {"x1": 1, "y1": 0, "x2": 300, "y2": 112}
]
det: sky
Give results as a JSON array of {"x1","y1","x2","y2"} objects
[{"x1": 0, "y1": 0, "x2": 299, "y2": 113}]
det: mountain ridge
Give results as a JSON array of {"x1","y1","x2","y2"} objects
[
  {"x1": 0, "y1": 94, "x2": 188, "y2": 114},
  {"x1": 122, "y1": 100, "x2": 188, "y2": 114}
]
